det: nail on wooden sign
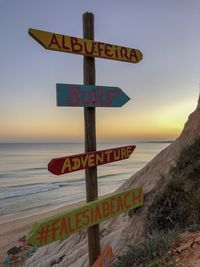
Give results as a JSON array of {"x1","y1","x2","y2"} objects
[{"x1": 28, "y1": 28, "x2": 143, "y2": 63}]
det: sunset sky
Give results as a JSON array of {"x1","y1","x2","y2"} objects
[{"x1": 1, "y1": 0, "x2": 200, "y2": 142}]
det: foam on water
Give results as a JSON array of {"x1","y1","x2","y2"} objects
[{"x1": 0, "y1": 142, "x2": 170, "y2": 217}]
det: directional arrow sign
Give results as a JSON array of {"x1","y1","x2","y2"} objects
[
  {"x1": 27, "y1": 186, "x2": 143, "y2": 247},
  {"x1": 28, "y1": 28, "x2": 143, "y2": 64},
  {"x1": 92, "y1": 245, "x2": 114, "y2": 267},
  {"x1": 56, "y1": 84, "x2": 130, "y2": 107},
  {"x1": 48, "y1": 146, "x2": 135, "y2": 175}
]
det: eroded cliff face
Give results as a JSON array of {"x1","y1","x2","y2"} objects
[{"x1": 24, "y1": 96, "x2": 200, "y2": 267}]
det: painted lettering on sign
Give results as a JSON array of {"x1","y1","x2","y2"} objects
[
  {"x1": 48, "y1": 146, "x2": 135, "y2": 175},
  {"x1": 56, "y1": 84, "x2": 130, "y2": 107},
  {"x1": 92, "y1": 245, "x2": 114, "y2": 267},
  {"x1": 28, "y1": 28, "x2": 143, "y2": 63},
  {"x1": 27, "y1": 187, "x2": 143, "y2": 247}
]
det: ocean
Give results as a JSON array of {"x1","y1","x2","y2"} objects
[{"x1": 0, "y1": 142, "x2": 170, "y2": 218}]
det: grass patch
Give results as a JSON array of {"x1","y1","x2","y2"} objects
[
  {"x1": 112, "y1": 138, "x2": 200, "y2": 267},
  {"x1": 147, "y1": 138, "x2": 200, "y2": 233},
  {"x1": 112, "y1": 231, "x2": 176, "y2": 267}
]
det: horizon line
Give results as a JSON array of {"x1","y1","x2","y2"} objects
[{"x1": 0, "y1": 140, "x2": 174, "y2": 144}]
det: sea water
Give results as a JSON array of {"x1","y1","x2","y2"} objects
[{"x1": 0, "y1": 142, "x2": 170, "y2": 217}]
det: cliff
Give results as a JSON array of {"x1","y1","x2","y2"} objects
[{"x1": 23, "y1": 95, "x2": 200, "y2": 267}]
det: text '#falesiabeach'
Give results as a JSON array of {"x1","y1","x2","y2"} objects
[{"x1": 27, "y1": 187, "x2": 143, "y2": 247}]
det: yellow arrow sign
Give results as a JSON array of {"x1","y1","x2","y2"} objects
[
  {"x1": 28, "y1": 28, "x2": 143, "y2": 64},
  {"x1": 27, "y1": 186, "x2": 143, "y2": 247}
]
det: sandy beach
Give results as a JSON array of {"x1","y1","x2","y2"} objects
[{"x1": 0, "y1": 200, "x2": 86, "y2": 266}]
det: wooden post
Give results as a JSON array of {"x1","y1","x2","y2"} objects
[{"x1": 83, "y1": 12, "x2": 100, "y2": 266}]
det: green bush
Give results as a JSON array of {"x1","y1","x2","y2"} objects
[
  {"x1": 112, "y1": 231, "x2": 176, "y2": 267},
  {"x1": 112, "y1": 138, "x2": 200, "y2": 267},
  {"x1": 147, "y1": 138, "x2": 200, "y2": 233}
]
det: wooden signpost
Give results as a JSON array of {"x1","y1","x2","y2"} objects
[
  {"x1": 28, "y1": 28, "x2": 143, "y2": 64},
  {"x1": 27, "y1": 187, "x2": 143, "y2": 247},
  {"x1": 83, "y1": 13, "x2": 100, "y2": 265},
  {"x1": 48, "y1": 146, "x2": 135, "y2": 175},
  {"x1": 92, "y1": 245, "x2": 114, "y2": 267},
  {"x1": 28, "y1": 11, "x2": 143, "y2": 267},
  {"x1": 56, "y1": 84, "x2": 130, "y2": 107}
]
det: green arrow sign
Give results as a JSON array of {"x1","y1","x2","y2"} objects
[{"x1": 27, "y1": 186, "x2": 143, "y2": 247}]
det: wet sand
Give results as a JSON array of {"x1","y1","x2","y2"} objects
[{"x1": 0, "y1": 200, "x2": 86, "y2": 266}]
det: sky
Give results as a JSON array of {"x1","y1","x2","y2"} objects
[{"x1": 0, "y1": 0, "x2": 200, "y2": 143}]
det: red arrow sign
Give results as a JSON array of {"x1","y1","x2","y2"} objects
[
  {"x1": 48, "y1": 145, "x2": 135, "y2": 175},
  {"x1": 92, "y1": 245, "x2": 114, "y2": 267}
]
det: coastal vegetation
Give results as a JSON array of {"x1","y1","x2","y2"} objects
[{"x1": 113, "y1": 138, "x2": 200, "y2": 266}]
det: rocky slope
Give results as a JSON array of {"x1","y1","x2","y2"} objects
[
  {"x1": 23, "y1": 95, "x2": 200, "y2": 267},
  {"x1": 173, "y1": 232, "x2": 200, "y2": 267}
]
